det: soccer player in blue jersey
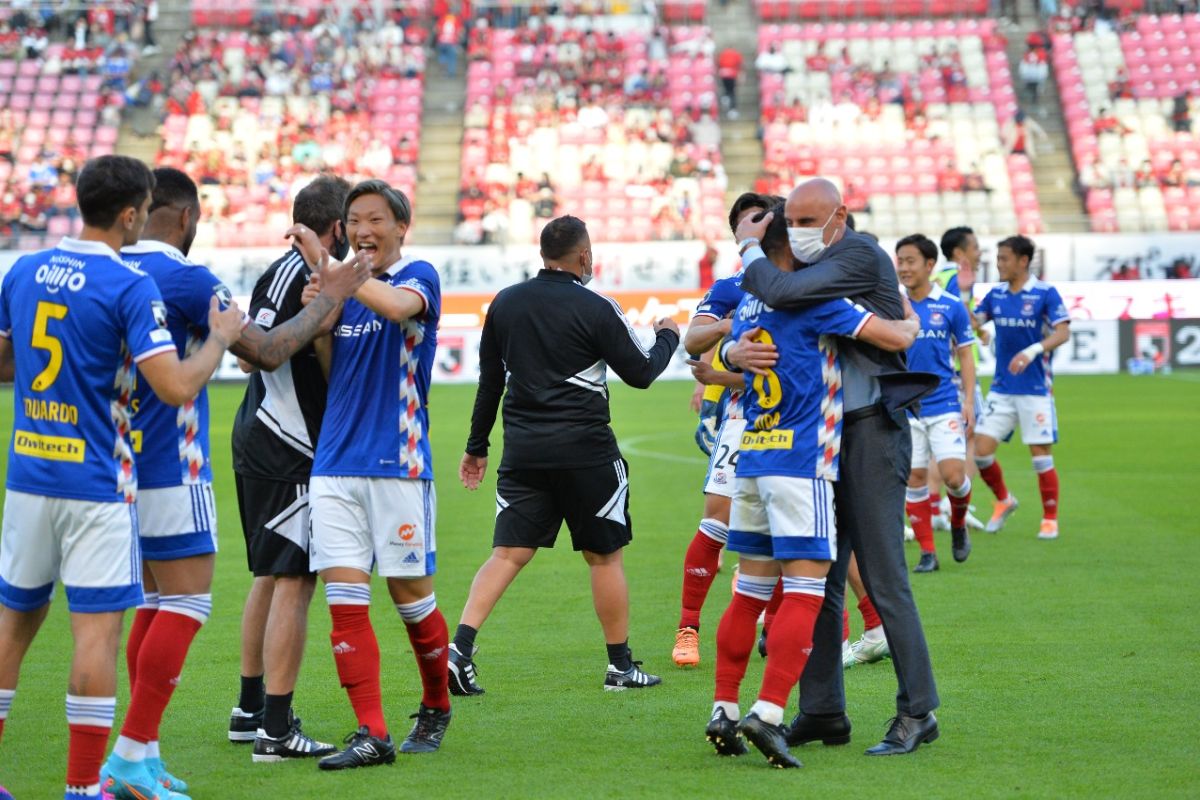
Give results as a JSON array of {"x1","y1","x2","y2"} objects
[
  {"x1": 970, "y1": 235, "x2": 1071, "y2": 540},
  {"x1": 299, "y1": 180, "x2": 451, "y2": 769},
  {"x1": 895, "y1": 234, "x2": 977, "y2": 571},
  {"x1": 672, "y1": 192, "x2": 779, "y2": 669},
  {"x1": 706, "y1": 208, "x2": 919, "y2": 768},
  {"x1": 107, "y1": 168, "x2": 369, "y2": 790},
  {"x1": 0, "y1": 155, "x2": 244, "y2": 800}
]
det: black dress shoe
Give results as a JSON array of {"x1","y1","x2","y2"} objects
[
  {"x1": 951, "y1": 526, "x2": 971, "y2": 562},
  {"x1": 864, "y1": 712, "x2": 938, "y2": 756},
  {"x1": 785, "y1": 712, "x2": 851, "y2": 747}
]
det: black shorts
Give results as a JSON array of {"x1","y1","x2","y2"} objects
[
  {"x1": 235, "y1": 473, "x2": 313, "y2": 577},
  {"x1": 494, "y1": 458, "x2": 632, "y2": 555}
]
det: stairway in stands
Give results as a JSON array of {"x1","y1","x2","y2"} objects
[
  {"x1": 709, "y1": 0, "x2": 766, "y2": 212},
  {"x1": 115, "y1": 0, "x2": 192, "y2": 163},
  {"x1": 412, "y1": 64, "x2": 467, "y2": 245}
]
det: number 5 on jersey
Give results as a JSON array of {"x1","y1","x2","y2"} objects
[{"x1": 31, "y1": 301, "x2": 68, "y2": 391}]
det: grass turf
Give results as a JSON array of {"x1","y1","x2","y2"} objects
[{"x1": 0, "y1": 374, "x2": 1197, "y2": 798}]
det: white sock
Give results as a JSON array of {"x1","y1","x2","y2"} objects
[
  {"x1": 863, "y1": 625, "x2": 886, "y2": 643},
  {"x1": 113, "y1": 735, "x2": 147, "y2": 763},
  {"x1": 749, "y1": 700, "x2": 785, "y2": 726},
  {"x1": 713, "y1": 701, "x2": 740, "y2": 721},
  {"x1": 146, "y1": 740, "x2": 160, "y2": 760}
]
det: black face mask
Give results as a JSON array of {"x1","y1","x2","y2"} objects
[{"x1": 331, "y1": 225, "x2": 350, "y2": 261}]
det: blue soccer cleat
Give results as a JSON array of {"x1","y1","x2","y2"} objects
[
  {"x1": 100, "y1": 754, "x2": 191, "y2": 800},
  {"x1": 146, "y1": 757, "x2": 188, "y2": 794}
]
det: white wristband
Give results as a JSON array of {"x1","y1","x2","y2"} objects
[{"x1": 1020, "y1": 342, "x2": 1045, "y2": 359}]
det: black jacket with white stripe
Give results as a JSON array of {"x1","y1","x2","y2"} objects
[{"x1": 466, "y1": 269, "x2": 680, "y2": 470}]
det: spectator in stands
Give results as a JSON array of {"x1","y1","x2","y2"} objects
[
  {"x1": 436, "y1": 11, "x2": 462, "y2": 77},
  {"x1": 582, "y1": 156, "x2": 608, "y2": 184},
  {"x1": 0, "y1": 21, "x2": 19, "y2": 58},
  {"x1": 698, "y1": 240, "x2": 718, "y2": 289},
  {"x1": 1172, "y1": 94, "x2": 1192, "y2": 133},
  {"x1": 1161, "y1": 159, "x2": 1186, "y2": 188},
  {"x1": 1111, "y1": 158, "x2": 1135, "y2": 188},
  {"x1": 481, "y1": 200, "x2": 510, "y2": 244},
  {"x1": 938, "y1": 158, "x2": 966, "y2": 192},
  {"x1": 1134, "y1": 159, "x2": 1157, "y2": 189},
  {"x1": 963, "y1": 163, "x2": 989, "y2": 192},
  {"x1": 1019, "y1": 44, "x2": 1049, "y2": 110},
  {"x1": 755, "y1": 44, "x2": 788, "y2": 75},
  {"x1": 1006, "y1": 109, "x2": 1050, "y2": 159},
  {"x1": 29, "y1": 153, "x2": 58, "y2": 190},
  {"x1": 1109, "y1": 66, "x2": 1131, "y2": 101},
  {"x1": 18, "y1": 191, "x2": 48, "y2": 233},
  {"x1": 717, "y1": 46, "x2": 743, "y2": 118},
  {"x1": 22, "y1": 25, "x2": 47, "y2": 59},
  {"x1": 807, "y1": 42, "x2": 830, "y2": 72},
  {"x1": 533, "y1": 187, "x2": 557, "y2": 219},
  {"x1": 47, "y1": 172, "x2": 78, "y2": 219},
  {"x1": 1094, "y1": 106, "x2": 1130, "y2": 136}
]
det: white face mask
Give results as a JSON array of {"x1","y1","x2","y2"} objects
[{"x1": 788, "y1": 209, "x2": 839, "y2": 263}]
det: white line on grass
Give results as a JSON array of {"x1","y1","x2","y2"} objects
[{"x1": 619, "y1": 432, "x2": 706, "y2": 465}]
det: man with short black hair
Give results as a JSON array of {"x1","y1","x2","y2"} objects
[{"x1": 452, "y1": 215, "x2": 680, "y2": 695}]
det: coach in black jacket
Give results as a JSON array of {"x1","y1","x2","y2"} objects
[
  {"x1": 450, "y1": 215, "x2": 680, "y2": 695},
  {"x1": 726, "y1": 178, "x2": 940, "y2": 756}
]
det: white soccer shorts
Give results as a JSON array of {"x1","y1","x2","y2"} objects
[
  {"x1": 137, "y1": 483, "x2": 218, "y2": 561},
  {"x1": 703, "y1": 418, "x2": 746, "y2": 498},
  {"x1": 976, "y1": 391, "x2": 1058, "y2": 446},
  {"x1": 910, "y1": 412, "x2": 969, "y2": 467},
  {"x1": 727, "y1": 475, "x2": 837, "y2": 561},
  {"x1": 0, "y1": 491, "x2": 142, "y2": 613},
  {"x1": 309, "y1": 476, "x2": 436, "y2": 578}
]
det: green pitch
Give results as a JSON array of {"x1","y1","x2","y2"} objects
[{"x1": 0, "y1": 374, "x2": 1197, "y2": 798}]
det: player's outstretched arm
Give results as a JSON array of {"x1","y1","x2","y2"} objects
[
  {"x1": 857, "y1": 315, "x2": 919, "y2": 353},
  {"x1": 232, "y1": 250, "x2": 369, "y2": 371},
  {"x1": 683, "y1": 315, "x2": 731, "y2": 355},
  {"x1": 0, "y1": 337, "x2": 13, "y2": 383},
  {"x1": 599, "y1": 309, "x2": 680, "y2": 389},
  {"x1": 139, "y1": 297, "x2": 245, "y2": 405},
  {"x1": 354, "y1": 278, "x2": 425, "y2": 323}
]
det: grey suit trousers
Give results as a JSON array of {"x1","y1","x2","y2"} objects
[{"x1": 797, "y1": 409, "x2": 940, "y2": 717}]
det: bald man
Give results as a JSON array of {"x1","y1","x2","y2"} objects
[{"x1": 724, "y1": 178, "x2": 940, "y2": 756}]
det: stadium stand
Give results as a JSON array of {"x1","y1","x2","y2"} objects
[
  {"x1": 162, "y1": 5, "x2": 427, "y2": 249},
  {"x1": 754, "y1": 0, "x2": 988, "y2": 21},
  {"x1": 0, "y1": 4, "x2": 138, "y2": 250},
  {"x1": 754, "y1": 19, "x2": 1042, "y2": 237},
  {"x1": 455, "y1": 17, "x2": 729, "y2": 244},
  {"x1": 1054, "y1": 12, "x2": 1200, "y2": 232}
]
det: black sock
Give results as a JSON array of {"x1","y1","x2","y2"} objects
[
  {"x1": 453, "y1": 624, "x2": 478, "y2": 656},
  {"x1": 606, "y1": 640, "x2": 632, "y2": 672},
  {"x1": 263, "y1": 692, "x2": 294, "y2": 738},
  {"x1": 239, "y1": 675, "x2": 265, "y2": 714}
]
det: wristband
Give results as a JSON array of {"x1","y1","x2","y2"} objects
[
  {"x1": 737, "y1": 237, "x2": 760, "y2": 256},
  {"x1": 1020, "y1": 342, "x2": 1045, "y2": 359},
  {"x1": 719, "y1": 338, "x2": 743, "y2": 373}
]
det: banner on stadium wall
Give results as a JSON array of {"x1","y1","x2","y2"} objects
[
  {"x1": 1, "y1": 233, "x2": 1198, "y2": 288},
  {"x1": 1118, "y1": 318, "x2": 1200, "y2": 371},
  {"x1": 974, "y1": 319, "x2": 1119, "y2": 377}
]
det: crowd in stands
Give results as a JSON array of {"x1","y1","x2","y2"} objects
[
  {"x1": 0, "y1": 2, "x2": 156, "y2": 248},
  {"x1": 454, "y1": 16, "x2": 727, "y2": 244},
  {"x1": 158, "y1": 7, "x2": 427, "y2": 248}
]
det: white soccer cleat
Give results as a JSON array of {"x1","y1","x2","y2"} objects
[
  {"x1": 931, "y1": 497, "x2": 951, "y2": 531},
  {"x1": 904, "y1": 526, "x2": 915, "y2": 542},
  {"x1": 985, "y1": 495, "x2": 1019, "y2": 533},
  {"x1": 964, "y1": 506, "x2": 985, "y2": 530},
  {"x1": 1037, "y1": 519, "x2": 1059, "y2": 540},
  {"x1": 841, "y1": 638, "x2": 854, "y2": 669},
  {"x1": 844, "y1": 633, "x2": 890, "y2": 667}
]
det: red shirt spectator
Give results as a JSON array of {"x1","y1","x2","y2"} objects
[
  {"x1": 698, "y1": 242, "x2": 717, "y2": 289},
  {"x1": 717, "y1": 47, "x2": 743, "y2": 80},
  {"x1": 937, "y1": 161, "x2": 965, "y2": 192}
]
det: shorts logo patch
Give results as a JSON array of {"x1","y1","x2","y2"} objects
[
  {"x1": 714, "y1": 472, "x2": 727, "y2": 485},
  {"x1": 398, "y1": 523, "x2": 416, "y2": 541},
  {"x1": 1036, "y1": 413, "x2": 1047, "y2": 423},
  {"x1": 402, "y1": 551, "x2": 420, "y2": 565}
]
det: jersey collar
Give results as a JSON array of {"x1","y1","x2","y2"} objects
[
  {"x1": 56, "y1": 236, "x2": 122, "y2": 262},
  {"x1": 927, "y1": 283, "x2": 945, "y2": 301},
  {"x1": 1004, "y1": 276, "x2": 1037, "y2": 294},
  {"x1": 383, "y1": 255, "x2": 414, "y2": 277},
  {"x1": 121, "y1": 238, "x2": 188, "y2": 262}
]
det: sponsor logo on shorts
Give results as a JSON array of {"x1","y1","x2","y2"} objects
[
  {"x1": 398, "y1": 523, "x2": 416, "y2": 541},
  {"x1": 402, "y1": 551, "x2": 421, "y2": 565},
  {"x1": 1036, "y1": 413, "x2": 1047, "y2": 423},
  {"x1": 741, "y1": 429, "x2": 794, "y2": 450},
  {"x1": 13, "y1": 430, "x2": 85, "y2": 462},
  {"x1": 713, "y1": 471, "x2": 727, "y2": 485}
]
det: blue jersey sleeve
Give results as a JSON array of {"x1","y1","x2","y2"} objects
[
  {"x1": 945, "y1": 272, "x2": 960, "y2": 299},
  {"x1": 121, "y1": 274, "x2": 176, "y2": 362},
  {"x1": 974, "y1": 288, "x2": 994, "y2": 321},
  {"x1": 0, "y1": 265, "x2": 14, "y2": 336},
  {"x1": 1043, "y1": 285, "x2": 1070, "y2": 326},
  {"x1": 807, "y1": 297, "x2": 874, "y2": 339},
  {"x1": 693, "y1": 277, "x2": 742, "y2": 320},
  {"x1": 950, "y1": 298, "x2": 975, "y2": 348},
  {"x1": 395, "y1": 261, "x2": 441, "y2": 321},
  {"x1": 184, "y1": 266, "x2": 234, "y2": 334}
]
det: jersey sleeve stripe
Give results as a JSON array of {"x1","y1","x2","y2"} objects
[
  {"x1": 265, "y1": 252, "x2": 298, "y2": 302},
  {"x1": 691, "y1": 312, "x2": 722, "y2": 322},
  {"x1": 601, "y1": 293, "x2": 649, "y2": 356},
  {"x1": 397, "y1": 285, "x2": 429, "y2": 315},
  {"x1": 851, "y1": 312, "x2": 874, "y2": 338},
  {"x1": 132, "y1": 343, "x2": 178, "y2": 363},
  {"x1": 268, "y1": 255, "x2": 304, "y2": 307},
  {"x1": 1049, "y1": 314, "x2": 1070, "y2": 325}
]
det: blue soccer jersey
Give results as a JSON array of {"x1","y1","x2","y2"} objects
[
  {"x1": 123, "y1": 240, "x2": 234, "y2": 488},
  {"x1": 907, "y1": 284, "x2": 975, "y2": 417},
  {"x1": 0, "y1": 238, "x2": 176, "y2": 502},
  {"x1": 731, "y1": 294, "x2": 873, "y2": 481},
  {"x1": 693, "y1": 274, "x2": 744, "y2": 322},
  {"x1": 975, "y1": 277, "x2": 1069, "y2": 396},
  {"x1": 313, "y1": 257, "x2": 441, "y2": 480}
]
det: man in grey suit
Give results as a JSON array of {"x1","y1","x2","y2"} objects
[{"x1": 722, "y1": 178, "x2": 940, "y2": 756}]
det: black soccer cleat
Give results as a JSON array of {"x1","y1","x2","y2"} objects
[
  {"x1": 400, "y1": 704, "x2": 452, "y2": 753},
  {"x1": 705, "y1": 708, "x2": 748, "y2": 756},
  {"x1": 317, "y1": 726, "x2": 396, "y2": 770},
  {"x1": 448, "y1": 643, "x2": 485, "y2": 696},
  {"x1": 913, "y1": 552, "x2": 940, "y2": 573},
  {"x1": 951, "y1": 526, "x2": 972, "y2": 563},
  {"x1": 738, "y1": 712, "x2": 803, "y2": 769},
  {"x1": 252, "y1": 714, "x2": 337, "y2": 762},
  {"x1": 229, "y1": 706, "x2": 263, "y2": 743},
  {"x1": 757, "y1": 628, "x2": 768, "y2": 659},
  {"x1": 603, "y1": 661, "x2": 662, "y2": 691}
]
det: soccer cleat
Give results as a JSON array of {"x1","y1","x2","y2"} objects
[
  {"x1": 317, "y1": 726, "x2": 396, "y2": 771},
  {"x1": 738, "y1": 712, "x2": 802, "y2": 768},
  {"x1": 846, "y1": 634, "x2": 890, "y2": 666},
  {"x1": 1037, "y1": 519, "x2": 1059, "y2": 540},
  {"x1": 252, "y1": 715, "x2": 337, "y2": 762},
  {"x1": 229, "y1": 706, "x2": 263, "y2": 743},
  {"x1": 931, "y1": 512, "x2": 950, "y2": 531},
  {"x1": 903, "y1": 525, "x2": 915, "y2": 542},
  {"x1": 705, "y1": 708, "x2": 748, "y2": 756},
  {"x1": 913, "y1": 552, "x2": 939, "y2": 573},
  {"x1": 447, "y1": 643, "x2": 485, "y2": 696},
  {"x1": 101, "y1": 754, "x2": 188, "y2": 800},
  {"x1": 951, "y1": 526, "x2": 971, "y2": 562},
  {"x1": 145, "y1": 757, "x2": 188, "y2": 793},
  {"x1": 603, "y1": 661, "x2": 662, "y2": 691},
  {"x1": 672, "y1": 627, "x2": 700, "y2": 668},
  {"x1": 841, "y1": 638, "x2": 853, "y2": 669},
  {"x1": 757, "y1": 627, "x2": 768, "y2": 659},
  {"x1": 985, "y1": 495, "x2": 1019, "y2": 533},
  {"x1": 964, "y1": 506, "x2": 985, "y2": 530},
  {"x1": 400, "y1": 705, "x2": 452, "y2": 753}
]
